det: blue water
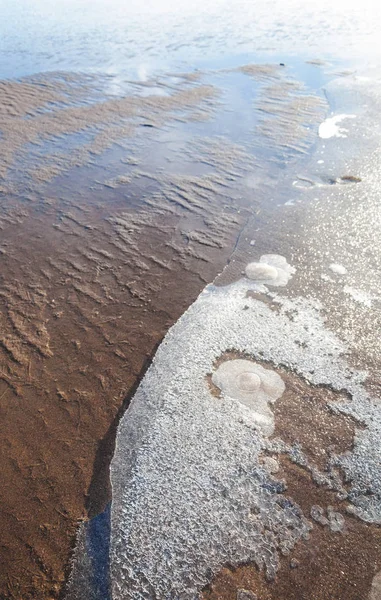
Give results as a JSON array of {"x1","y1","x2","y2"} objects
[{"x1": 0, "y1": 0, "x2": 380, "y2": 81}]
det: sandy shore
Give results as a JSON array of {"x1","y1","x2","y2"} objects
[{"x1": 1, "y1": 58, "x2": 381, "y2": 599}]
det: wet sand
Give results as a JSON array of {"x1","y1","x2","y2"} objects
[
  {"x1": 0, "y1": 169, "x2": 249, "y2": 597},
  {"x1": 0, "y1": 73, "x2": 245, "y2": 598}
]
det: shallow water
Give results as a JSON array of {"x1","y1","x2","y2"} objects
[{"x1": 1, "y1": 0, "x2": 380, "y2": 81}]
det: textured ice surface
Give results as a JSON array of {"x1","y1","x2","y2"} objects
[
  {"x1": 245, "y1": 254, "x2": 295, "y2": 286},
  {"x1": 318, "y1": 114, "x2": 356, "y2": 139},
  {"x1": 327, "y1": 507, "x2": 345, "y2": 533},
  {"x1": 108, "y1": 273, "x2": 381, "y2": 598},
  {"x1": 212, "y1": 359, "x2": 285, "y2": 436},
  {"x1": 310, "y1": 505, "x2": 329, "y2": 526}
]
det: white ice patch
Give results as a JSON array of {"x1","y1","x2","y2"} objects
[
  {"x1": 212, "y1": 359, "x2": 285, "y2": 436},
  {"x1": 318, "y1": 114, "x2": 356, "y2": 139},
  {"x1": 245, "y1": 254, "x2": 295, "y2": 286},
  {"x1": 108, "y1": 274, "x2": 381, "y2": 599},
  {"x1": 329, "y1": 263, "x2": 347, "y2": 275}
]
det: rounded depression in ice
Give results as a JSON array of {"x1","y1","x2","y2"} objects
[
  {"x1": 212, "y1": 359, "x2": 285, "y2": 436},
  {"x1": 245, "y1": 254, "x2": 295, "y2": 286}
]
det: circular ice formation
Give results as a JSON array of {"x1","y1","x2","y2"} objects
[
  {"x1": 237, "y1": 371, "x2": 261, "y2": 392},
  {"x1": 212, "y1": 359, "x2": 285, "y2": 436},
  {"x1": 245, "y1": 254, "x2": 295, "y2": 286},
  {"x1": 245, "y1": 263, "x2": 278, "y2": 281}
]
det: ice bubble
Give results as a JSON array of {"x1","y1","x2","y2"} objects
[
  {"x1": 245, "y1": 254, "x2": 295, "y2": 287},
  {"x1": 262, "y1": 456, "x2": 280, "y2": 474},
  {"x1": 329, "y1": 263, "x2": 347, "y2": 275},
  {"x1": 238, "y1": 371, "x2": 261, "y2": 392},
  {"x1": 212, "y1": 359, "x2": 285, "y2": 436},
  {"x1": 246, "y1": 263, "x2": 278, "y2": 281}
]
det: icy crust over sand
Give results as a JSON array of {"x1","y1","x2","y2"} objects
[
  {"x1": 109, "y1": 275, "x2": 381, "y2": 598},
  {"x1": 212, "y1": 360, "x2": 285, "y2": 436},
  {"x1": 318, "y1": 114, "x2": 356, "y2": 139},
  {"x1": 245, "y1": 254, "x2": 295, "y2": 286}
]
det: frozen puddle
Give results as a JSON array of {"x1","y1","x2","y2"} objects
[
  {"x1": 67, "y1": 257, "x2": 381, "y2": 599},
  {"x1": 318, "y1": 114, "x2": 356, "y2": 138}
]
